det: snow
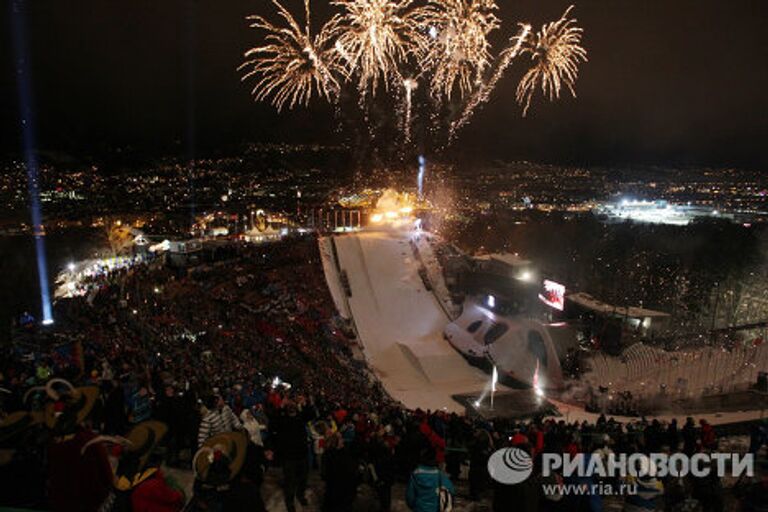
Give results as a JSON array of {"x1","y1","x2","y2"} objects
[
  {"x1": 329, "y1": 229, "x2": 491, "y2": 412},
  {"x1": 411, "y1": 233, "x2": 458, "y2": 318},
  {"x1": 318, "y1": 236, "x2": 351, "y2": 319}
]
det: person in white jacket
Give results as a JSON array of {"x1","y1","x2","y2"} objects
[{"x1": 241, "y1": 408, "x2": 267, "y2": 447}]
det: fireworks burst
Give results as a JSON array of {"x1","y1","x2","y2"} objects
[
  {"x1": 516, "y1": 5, "x2": 587, "y2": 117},
  {"x1": 238, "y1": 0, "x2": 587, "y2": 149},
  {"x1": 449, "y1": 22, "x2": 530, "y2": 138},
  {"x1": 423, "y1": 0, "x2": 500, "y2": 101},
  {"x1": 239, "y1": 0, "x2": 340, "y2": 112},
  {"x1": 329, "y1": 0, "x2": 430, "y2": 96}
]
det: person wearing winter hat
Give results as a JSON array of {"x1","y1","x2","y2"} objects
[
  {"x1": 406, "y1": 445, "x2": 454, "y2": 512},
  {"x1": 43, "y1": 379, "x2": 112, "y2": 512},
  {"x1": 82, "y1": 421, "x2": 185, "y2": 512}
]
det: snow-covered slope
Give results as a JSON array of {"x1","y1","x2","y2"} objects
[
  {"x1": 330, "y1": 230, "x2": 490, "y2": 412},
  {"x1": 318, "y1": 236, "x2": 350, "y2": 319}
]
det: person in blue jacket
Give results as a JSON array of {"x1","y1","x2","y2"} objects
[{"x1": 406, "y1": 446, "x2": 455, "y2": 512}]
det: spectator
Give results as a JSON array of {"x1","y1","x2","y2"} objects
[
  {"x1": 468, "y1": 428, "x2": 493, "y2": 501},
  {"x1": 272, "y1": 401, "x2": 310, "y2": 512},
  {"x1": 624, "y1": 469, "x2": 664, "y2": 512},
  {"x1": 700, "y1": 419, "x2": 717, "y2": 450},
  {"x1": 240, "y1": 408, "x2": 267, "y2": 447},
  {"x1": 406, "y1": 446, "x2": 454, "y2": 512},
  {"x1": 197, "y1": 395, "x2": 241, "y2": 447},
  {"x1": 667, "y1": 418, "x2": 680, "y2": 451},
  {"x1": 155, "y1": 385, "x2": 184, "y2": 466},
  {"x1": 748, "y1": 420, "x2": 767, "y2": 455},
  {"x1": 130, "y1": 386, "x2": 152, "y2": 425},
  {"x1": 682, "y1": 417, "x2": 697, "y2": 455},
  {"x1": 321, "y1": 432, "x2": 359, "y2": 512},
  {"x1": 368, "y1": 425, "x2": 397, "y2": 512},
  {"x1": 492, "y1": 443, "x2": 539, "y2": 512},
  {"x1": 45, "y1": 385, "x2": 113, "y2": 512}
]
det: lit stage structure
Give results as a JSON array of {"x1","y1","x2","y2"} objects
[
  {"x1": 11, "y1": 0, "x2": 53, "y2": 325},
  {"x1": 444, "y1": 299, "x2": 578, "y2": 390}
]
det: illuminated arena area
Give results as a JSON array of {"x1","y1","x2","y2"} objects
[
  {"x1": 320, "y1": 230, "x2": 490, "y2": 412},
  {"x1": 3, "y1": 0, "x2": 768, "y2": 509}
]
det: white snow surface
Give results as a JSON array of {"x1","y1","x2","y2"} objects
[
  {"x1": 318, "y1": 236, "x2": 350, "y2": 319},
  {"x1": 411, "y1": 233, "x2": 459, "y2": 319},
  {"x1": 328, "y1": 230, "x2": 490, "y2": 412}
]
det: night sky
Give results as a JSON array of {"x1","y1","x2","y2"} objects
[{"x1": 1, "y1": 0, "x2": 767, "y2": 167}]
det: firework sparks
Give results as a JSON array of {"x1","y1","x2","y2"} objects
[
  {"x1": 239, "y1": 0, "x2": 340, "y2": 112},
  {"x1": 328, "y1": 0, "x2": 430, "y2": 95},
  {"x1": 516, "y1": 5, "x2": 587, "y2": 116},
  {"x1": 449, "y1": 23, "x2": 531, "y2": 138},
  {"x1": 402, "y1": 77, "x2": 418, "y2": 142},
  {"x1": 424, "y1": 0, "x2": 500, "y2": 101},
  {"x1": 238, "y1": 0, "x2": 587, "y2": 148}
]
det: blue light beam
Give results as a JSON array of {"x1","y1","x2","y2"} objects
[{"x1": 11, "y1": 0, "x2": 53, "y2": 325}]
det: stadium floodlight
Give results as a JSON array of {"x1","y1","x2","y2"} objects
[{"x1": 517, "y1": 270, "x2": 533, "y2": 282}]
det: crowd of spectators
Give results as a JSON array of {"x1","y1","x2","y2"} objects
[{"x1": 0, "y1": 236, "x2": 766, "y2": 512}]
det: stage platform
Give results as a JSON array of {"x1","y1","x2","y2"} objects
[{"x1": 452, "y1": 389, "x2": 558, "y2": 420}]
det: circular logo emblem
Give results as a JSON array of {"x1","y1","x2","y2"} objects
[{"x1": 488, "y1": 447, "x2": 533, "y2": 484}]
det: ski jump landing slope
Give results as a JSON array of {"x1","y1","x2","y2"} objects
[{"x1": 330, "y1": 230, "x2": 490, "y2": 412}]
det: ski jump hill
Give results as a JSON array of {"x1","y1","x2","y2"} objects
[{"x1": 319, "y1": 229, "x2": 490, "y2": 412}]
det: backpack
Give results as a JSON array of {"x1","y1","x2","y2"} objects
[{"x1": 437, "y1": 471, "x2": 453, "y2": 512}]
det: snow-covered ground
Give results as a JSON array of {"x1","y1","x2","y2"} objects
[
  {"x1": 318, "y1": 236, "x2": 351, "y2": 319},
  {"x1": 326, "y1": 229, "x2": 491, "y2": 412},
  {"x1": 411, "y1": 232, "x2": 460, "y2": 319}
]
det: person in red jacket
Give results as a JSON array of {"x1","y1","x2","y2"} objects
[
  {"x1": 527, "y1": 425, "x2": 545, "y2": 457},
  {"x1": 131, "y1": 468, "x2": 184, "y2": 512},
  {"x1": 700, "y1": 419, "x2": 717, "y2": 449},
  {"x1": 48, "y1": 428, "x2": 113, "y2": 512},
  {"x1": 419, "y1": 420, "x2": 446, "y2": 465},
  {"x1": 510, "y1": 430, "x2": 528, "y2": 447},
  {"x1": 44, "y1": 381, "x2": 113, "y2": 512},
  {"x1": 82, "y1": 420, "x2": 181, "y2": 511}
]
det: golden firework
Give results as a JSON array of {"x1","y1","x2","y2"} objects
[
  {"x1": 516, "y1": 5, "x2": 587, "y2": 116},
  {"x1": 423, "y1": 0, "x2": 500, "y2": 101},
  {"x1": 328, "y1": 0, "x2": 430, "y2": 95},
  {"x1": 238, "y1": 0, "x2": 588, "y2": 146},
  {"x1": 239, "y1": 0, "x2": 340, "y2": 112}
]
